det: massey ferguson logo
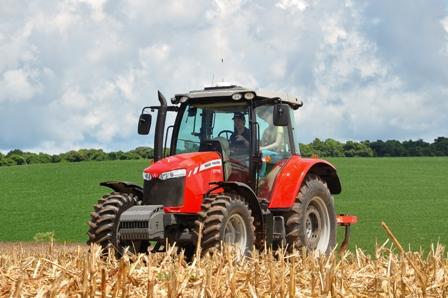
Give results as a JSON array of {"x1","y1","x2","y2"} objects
[{"x1": 199, "y1": 159, "x2": 222, "y2": 172}]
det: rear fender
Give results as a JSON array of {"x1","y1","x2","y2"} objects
[
  {"x1": 100, "y1": 181, "x2": 143, "y2": 200},
  {"x1": 268, "y1": 156, "x2": 341, "y2": 209}
]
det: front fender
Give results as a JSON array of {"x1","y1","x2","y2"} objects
[
  {"x1": 268, "y1": 156, "x2": 341, "y2": 209},
  {"x1": 100, "y1": 181, "x2": 143, "y2": 200}
]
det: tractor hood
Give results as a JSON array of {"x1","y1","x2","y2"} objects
[
  {"x1": 143, "y1": 151, "x2": 223, "y2": 179},
  {"x1": 142, "y1": 151, "x2": 224, "y2": 213}
]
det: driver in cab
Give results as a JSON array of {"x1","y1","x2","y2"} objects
[{"x1": 229, "y1": 112, "x2": 250, "y2": 152}]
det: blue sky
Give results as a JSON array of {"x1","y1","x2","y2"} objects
[{"x1": 1, "y1": 0, "x2": 447, "y2": 153}]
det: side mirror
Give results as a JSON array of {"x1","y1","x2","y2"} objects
[
  {"x1": 138, "y1": 113, "x2": 152, "y2": 135},
  {"x1": 273, "y1": 103, "x2": 289, "y2": 126}
]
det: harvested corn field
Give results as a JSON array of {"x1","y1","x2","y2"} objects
[{"x1": 1, "y1": 242, "x2": 448, "y2": 297}]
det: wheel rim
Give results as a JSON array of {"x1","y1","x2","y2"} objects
[
  {"x1": 223, "y1": 213, "x2": 247, "y2": 255},
  {"x1": 304, "y1": 196, "x2": 330, "y2": 253}
]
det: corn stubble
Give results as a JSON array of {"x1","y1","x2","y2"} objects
[{"x1": 1, "y1": 241, "x2": 447, "y2": 297}]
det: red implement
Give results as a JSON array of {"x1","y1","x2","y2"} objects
[
  {"x1": 337, "y1": 214, "x2": 358, "y2": 253},
  {"x1": 337, "y1": 214, "x2": 358, "y2": 225}
]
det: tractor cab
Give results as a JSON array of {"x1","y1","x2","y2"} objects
[{"x1": 139, "y1": 85, "x2": 303, "y2": 199}]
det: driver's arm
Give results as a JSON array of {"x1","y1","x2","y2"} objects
[{"x1": 261, "y1": 127, "x2": 284, "y2": 151}]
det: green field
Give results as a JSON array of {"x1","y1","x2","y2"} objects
[{"x1": 0, "y1": 157, "x2": 447, "y2": 252}]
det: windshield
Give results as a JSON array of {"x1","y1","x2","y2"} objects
[{"x1": 175, "y1": 102, "x2": 250, "y2": 155}]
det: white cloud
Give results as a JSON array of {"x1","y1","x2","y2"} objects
[
  {"x1": 79, "y1": 0, "x2": 107, "y2": 22},
  {"x1": 139, "y1": 44, "x2": 171, "y2": 67},
  {"x1": 441, "y1": 16, "x2": 448, "y2": 33},
  {"x1": 442, "y1": 16, "x2": 448, "y2": 55},
  {"x1": 61, "y1": 87, "x2": 88, "y2": 109},
  {"x1": 0, "y1": 69, "x2": 41, "y2": 102},
  {"x1": 0, "y1": 0, "x2": 447, "y2": 152},
  {"x1": 276, "y1": 0, "x2": 310, "y2": 12}
]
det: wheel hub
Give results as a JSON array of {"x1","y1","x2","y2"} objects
[
  {"x1": 304, "y1": 196, "x2": 331, "y2": 253},
  {"x1": 224, "y1": 213, "x2": 247, "y2": 255},
  {"x1": 305, "y1": 206, "x2": 321, "y2": 249}
]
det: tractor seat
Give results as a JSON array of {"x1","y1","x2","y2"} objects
[{"x1": 198, "y1": 138, "x2": 231, "y2": 180}]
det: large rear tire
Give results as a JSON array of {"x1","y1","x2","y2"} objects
[
  {"x1": 87, "y1": 192, "x2": 142, "y2": 255},
  {"x1": 285, "y1": 176, "x2": 336, "y2": 254},
  {"x1": 195, "y1": 194, "x2": 255, "y2": 256}
]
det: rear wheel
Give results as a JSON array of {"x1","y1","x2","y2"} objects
[
  {"x1": 87, "y1": 192, "x2": 142, "y2": 255},
  {"x1": 195, "y1": 194, "x2": 255, "y2": 256},
  {"x1": 285, "y1": 176, "x2": 336, "y2": 254}
]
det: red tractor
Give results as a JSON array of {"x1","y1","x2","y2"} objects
[{"x1": 87, "y1": 85, "x2": 357, "y2": 256}]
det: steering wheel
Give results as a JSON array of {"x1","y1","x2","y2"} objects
[{"x1": 218, "y1": 130, "x2": 233, "y2": 141}]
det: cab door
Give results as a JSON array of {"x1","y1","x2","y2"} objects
[{"x1": 255, "y1": 104, "x2": 294, "y2": 200}]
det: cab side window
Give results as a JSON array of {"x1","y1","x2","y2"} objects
[{"x1": 256, "y1": 104, "x2": 293, "y2": 199}]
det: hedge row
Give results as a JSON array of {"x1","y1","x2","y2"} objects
[
  {"x1": 1, "y1": 137, "x2": 447, "y2": 166},
  {"x1": 0, "y1": 147, "x2": 153, "y2": 167}
]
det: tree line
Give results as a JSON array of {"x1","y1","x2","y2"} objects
[
  {"x1": 300, "y1": 137, "x2": 448, "y2": 157},
  {"x1": 0, "y1": 147, "x2": 154, "y2": 167},
  {"x1": 1, "y1": 137, "x2": 447, "y2": 167}
]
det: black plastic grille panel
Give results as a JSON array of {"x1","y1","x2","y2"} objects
[
  {"x1": 119, "y1": 221, "x2": 149, "y2": 229},
  {"x1": 143, "y1": 177, "x2": 185, "y2": 207}
]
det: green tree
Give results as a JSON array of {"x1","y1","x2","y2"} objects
[
  {"x1": 51, "y1": 155, "x2": 62, "y2": 163},
  {"x1": 369, "y1": 140, "x2": 386, "y2": 156},
  {"x1": 299, "y1": 143, "x2": 313, "y2": 157},
  {"x1": 38, "y1": 153, "x2": 52, "y2": 163},
  {"x1": 7, "y1": 149, "x2": 24, "y2": 158},
  {"x1": 0, "y1": 157, "x2": 15, "y2": 166},
  {"x1": 8, "y1": 154, "x2": 27, "y2": 165},
  {"x1": 323, "y1": 139, "x2": 344, "y2": 157},
  {"x1": 24, "y1": 153, "x2": 41, "y2": 164},
  {"x1": 309, "y1": 138, "x2": 325, "y2": 157},
  {"x1": 78, "y1": 149, "x2": 107, "y2": 161},
  {"x1": 343, "y1": 141, "x2": 373, "y2": 157},
  {"x1": 402, "y1": 139, "x2": 432, "y2": 156},
  {"x1": 384, "y1": 140, "x2": 406, "y2": 156},
  {"x1": 130, "y1": 147, "x2": 154, "y2": 159},
  {"x1": 432, "y1": 137, "x2": 448, "y2": 156},
  {"x1": 62, "y1": 150, "x2": 84, "y2": 162}
]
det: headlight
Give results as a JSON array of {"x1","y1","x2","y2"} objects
[
  {"x1": 143, "y1": 172, "x2": 152, "y2": 181},
  {"x1": 159, "y1": 169, "x2": 187, "y2": 180}
]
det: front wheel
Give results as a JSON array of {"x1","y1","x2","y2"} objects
[
  {"x1": 87, "y1": 192, "x2": 142, "y2": 256},
  {"x1": 195, "y1": 194, "x2": 255, "y2": 256},
  {"x1": 285, "y1": 176, "x2": 336, "y2": 254}
]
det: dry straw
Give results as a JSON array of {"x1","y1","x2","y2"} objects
[{"x1": 1, "y1": 225, "x2": 447, "y2": 297}]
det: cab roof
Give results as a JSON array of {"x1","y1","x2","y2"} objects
[{"x1": 172, "y1": 85, "x2": 303, "y2": 109}]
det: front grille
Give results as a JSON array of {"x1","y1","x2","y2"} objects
[
  {"x1": 143, "y1": 177, "x2": 185, "y2": 207},
  {"x1": 119, "y1": 221, "x2": 149, "y2": 229}
]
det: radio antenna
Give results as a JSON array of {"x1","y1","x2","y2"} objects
[{"x1": 221, "y1": 57, "x2": 224, "y2": 82}]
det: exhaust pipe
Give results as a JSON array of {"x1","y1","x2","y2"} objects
[{"x1": 154, "y1": 91, "x2": 167, "y2": 162}]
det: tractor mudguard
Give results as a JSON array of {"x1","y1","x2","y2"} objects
[
  {"x1": 211, "y1": 181, "x2": 265, "y2": 235},
  {"x1": 100, "y1": 181, "x2": 143, "y2": 200},
  {"x1": 268, "y1": 156, "x2": 341, "y2": 209}
]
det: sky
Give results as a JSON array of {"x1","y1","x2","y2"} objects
[{"x1": 0, "y1": 0, "x2": 447, "y2": 153}]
